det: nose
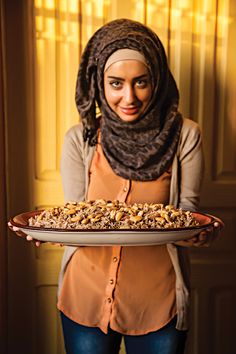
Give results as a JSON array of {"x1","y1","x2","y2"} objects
[{"x1": 123, "y1": 85, "x2": 136, "y2": 105}]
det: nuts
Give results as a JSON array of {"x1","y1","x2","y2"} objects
[
  {"x1": 28, "y1": 200, "x2": 199, "y2": 230},
  {"x1": 110, "y1": 210, "x2": 116, "y2": 220},
  {"x1": 81, "y1": 217, "x2": 89, "y2": 225},
  {"x1": 91, "y1": 216, "x2": 101, "y2": 223},
  {"x1": 71, "y1": 215, "x2": 83, "y2": 222},
  {"x1": 130, "y1": 215, "x2": 142, "y2": 223},
  {"x1": 115, "y1": 211, "x2": 123, "y2": 221},
  {"x1": 64, "y1": 209, "x2": 76, "y2": 215},
  {"x1": 155, "y1": 217, "x2": 165, "y2": 224}
]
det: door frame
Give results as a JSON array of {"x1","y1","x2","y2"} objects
[{"x1": 0, "y1": 0, "x2": 8, "y2": 352}]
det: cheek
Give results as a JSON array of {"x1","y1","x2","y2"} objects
[
  {"x1": 104, "y1": 89, "x2": 120, "y2": 106},
  {"x1": 140, "y1": 89, "x2": 152, "y2": 104}
]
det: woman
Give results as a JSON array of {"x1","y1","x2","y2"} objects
[
  {"x1": 10, "y1": 18, "x2": 221, "y2": 354},
  {"x1": 56, "y1": 19, "x2": 221, "y2": 354}
]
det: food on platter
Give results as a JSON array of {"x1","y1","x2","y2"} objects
[
  {"x1": 10, "y1": 201, "x2": 217, "y2": 245},
  {"x1": 28, "y1": 199, "x2": 199, "y2": 230}
]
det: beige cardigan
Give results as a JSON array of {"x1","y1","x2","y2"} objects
[{"x1": 58, "y1": 118, "x2": 204, "y2": 331}]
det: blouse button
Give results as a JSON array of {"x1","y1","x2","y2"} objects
[
  {"x1": 113, "y1": 257, "x2": 118, "y2": 262},
  {"x1": 107, "y1": 297, "x2": 112, "y2": 303},
  {"x1": 123, "y1": 187, "x2": 127, "y2": 192},
  {"x1": 109, "y1": 279, "x2": 114, "y2": 284}
]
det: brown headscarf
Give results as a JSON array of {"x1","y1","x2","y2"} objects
[{"x1": 75, "y1": 18, "x2": 183, "y2": 181}]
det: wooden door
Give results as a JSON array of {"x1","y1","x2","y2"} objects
[
  {"x1": 0, "y1": 0, "x2": 7, "y2": 352},
  {"x1": 4, "y1": 1, "x2": 236, "y2": 354},
  {"x1": 182, "y1": 1, "x2": 236, "y2": 353}
]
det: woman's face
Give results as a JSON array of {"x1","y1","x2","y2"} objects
[{"x1": 104, "y1": 60, "x2": 152, "y2": 122}]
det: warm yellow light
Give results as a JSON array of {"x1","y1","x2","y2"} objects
[
  {"x1": 60, "y1": 21, "x2": 68, "y2": 37},
  {"x1": 85, "y1": 1, "x2": 92, "y2": 17},
  {"x1": 202, "y1": 0, "x2": 215, "y2": 14},
  {"x1": 69, "y1": 0, "x2": 79, "y2": 14},
  {"x1": 45, "y1": 18, "x2": 55, "y2": 39},
  {"x1": 178, "y1": 0, "x2": 192, "y2": 10},
  {"x1": 35, "y1": 0, "x2": 43, "y2": 7},
  {"x1": 45, "y1": 0, "x2": 55, "y2": 10},
  {"x1": 136, "y1": 2, "x2": 144, "y2": 12},
  {"x1": 171, "y1": 8, "x2": 182, "y2": 18},
  {"x1": 152, "y1": 0, "x2": 166, "y2": 5},
  {"x1": 59, "y1": 0, "x2": 67, "y2": 12},
  {"x1": 69, "y1": 22, "x2": 79, "y2": 44},
  {"x1": 94, "y1": 0, "x2": 104, "y2": 18},
  {"x1": 36, "y1": 15, "x2": 44, "y2": 32}
]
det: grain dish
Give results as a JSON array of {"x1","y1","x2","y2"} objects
[{"x1": 28, "y1": 199, "x2": 199, "y2": 230}]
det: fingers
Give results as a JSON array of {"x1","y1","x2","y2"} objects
[
  {"x1": 194, "y1": 233, "x2": 210, "y2": 247},
  {"x1": 172, "y1": 216, "x2": 224, "y2": 248},
  {"x1": 8, "y1": 222, "x2": 42, "y2": 247},
  {"x1": 212, "y1": 215, "x2": 224, "y2": 229},
  {"x1": 208, "y1": 219, "x2": 224, "y2": 243},
  {"x1": 213, "y1": 220, "x2": 224, "y2": 230},
  {"x1": 27, "y1": 236, "x2": 63, "y2": 247},
  {"x1": 26, "y1": 235, "x2": 33, "y2": 241},
  {"x1": 50, "y1": 242, "x2": 64, "y2": 247},
  {"x1": 195, "y1": 228, "x2": 216, "y2": 247},
  {"x1": 175, "y1": 230, "x2": 212, "y2": 248},
  {"x1": 8, "y1": 221, "x2": 14, "y2": 231},
  {"x1": 26, "y1": 235, "x2": 41, "y2": 247},
  {"x1": 174, "y1": 238, "x2": 198, "y2": 247},
  {"x1": 8, "y1": 222, "x2": 27, "y2": 238},
  {"x1": 8, "y1": 222, "x2": 20, "y2": 232},
  {"x1": 196, "y1": 220, "x2": 224, "y2": 246}
]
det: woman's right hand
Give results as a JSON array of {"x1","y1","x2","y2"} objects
[
  {"x1": 8, "y1": 222, "x2": 63, "y2": 247},
  {"x1": 8, "y1": 221, "x2": 42, "y2": 247}
]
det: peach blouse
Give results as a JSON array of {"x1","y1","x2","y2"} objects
[{"x1": 57, "y1": 141, "x2": 176, "y2": 335}]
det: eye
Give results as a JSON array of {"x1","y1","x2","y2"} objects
[
  {"x1": 135, "y1": 79, "x2": 149, "y2": 88},
  {"x1": 109, "y1": 80, "x2": 122, "y2": 89}
]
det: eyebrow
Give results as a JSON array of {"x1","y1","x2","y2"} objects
[{"x1": 106, "y1": 74, "x2": 149, "y2": 81}]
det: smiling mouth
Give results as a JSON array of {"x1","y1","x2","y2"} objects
[{"x1": 119, "y1": 106, "x2": 140, "y2": 115}]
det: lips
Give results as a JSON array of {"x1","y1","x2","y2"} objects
[{"x1": 119, "y1": 106, "x2": 140, "y2": 115}]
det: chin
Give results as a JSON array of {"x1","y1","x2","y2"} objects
[
  {"x1": 121, "y1": 117, "x2": 138, "y2": 123},
  {"x1": 118, "y1": 113, "x2": 140, "y2": 122}
]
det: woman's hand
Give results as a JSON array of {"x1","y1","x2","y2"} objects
[
  {"x1": 8, "y1": 221, "x2": 42, "y2": 247},
  {"x1": 8, "y1": 222, "x2": 64, "y2": 247},
  {"x1": 174, "y1": 217, "x2": 224, "y2": 247}
]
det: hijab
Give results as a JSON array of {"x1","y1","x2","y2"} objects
[{"x1": 75, "y1": 18, "x2": 183, "y2": 181}]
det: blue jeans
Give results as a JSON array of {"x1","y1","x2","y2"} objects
[{"x1": 60, "y1": 312, "x2": 187, "y2": 354}]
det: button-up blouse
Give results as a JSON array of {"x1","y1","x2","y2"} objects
[{"x1": 57, "y1": 141, "x2": 177, "y2": 335}]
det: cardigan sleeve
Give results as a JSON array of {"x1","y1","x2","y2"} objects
[
  {"x1": 178, "y1": 119, "x2": 204, "y2": 211},
  {"x1": 60, "y1": 124, "x2": 86, "y2": 203}
]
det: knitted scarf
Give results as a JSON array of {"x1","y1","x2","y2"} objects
[{"x1": 75, "y1": 18, "x2": 183, "y2": 181}]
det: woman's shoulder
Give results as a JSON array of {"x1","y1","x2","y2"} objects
[
  {"x1": 180, "y1": 118, "x2": 202, "y2": 142},
  {"x1": 177, "y1": 118, "x2": 202, "y2": 157},
  {"x1": 64, "y1": 122, "x2": 83, "y2": 142},
  {"x1": 62, "y1": 122, "x2": 95, "y2": 162},
  {"x1": 182, "y1": 117, "x2": 201, "y2": 133}
]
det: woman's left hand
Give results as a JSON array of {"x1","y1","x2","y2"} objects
[{"x1": 174, "y1": 217, "x2": 224, "y2": 247}]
